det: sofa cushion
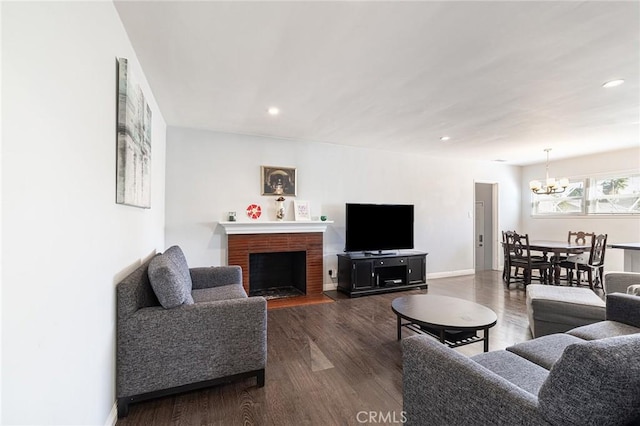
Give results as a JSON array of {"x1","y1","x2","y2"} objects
[
  {"x1": 567, "y1": 320, "x2": 640, "y2": 340},
  {"x1": 192, "y1": 284, "x2": 247, "y2": 303},
  {"x1": 148, "y1": 253, "x2": 194, "y2": 309},
  {"x1": 470, "y1": 350, "x2": 549, "y2": 396},
  {"x1": 538, "y1": 334, "x2": 640, "y2": 426},
  {"x1": 506, "y1": 333, "x2": 585, "y2": 370},
  {"x1": 164, "y1": 245, "x2": 194, "y2": 304}
]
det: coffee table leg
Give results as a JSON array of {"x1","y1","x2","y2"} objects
[
  {"x1": 397, "y1": 315, "x2": 401, "y2": 340},
  {"x1": 484, "y1": 327, "x2": 490, "y2": 352}
]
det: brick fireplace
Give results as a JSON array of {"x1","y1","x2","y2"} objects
[{"x1": 221, "y1": 221, "x2": 331, "y2": 297}]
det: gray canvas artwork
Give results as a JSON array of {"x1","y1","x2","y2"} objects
[{"x1": 116, "y1": 58, "x2": 151, "y2": 208}]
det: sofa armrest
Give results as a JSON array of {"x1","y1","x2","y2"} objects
[
  {"x1": 402, "y1": 336, "x2": 548, "y2": 426},
  {"x1": 606, "y1": 293, "x2": 640, "y2": 328},
  {"x1": 117, "y1": 295, "x2": 266, "y2": 397},
  {"x1": 604, "y1": 272, "x2": 640, "y2": 295},
  {"x1": 190, "y1": 266, "x2": 242, "y2": 289}
]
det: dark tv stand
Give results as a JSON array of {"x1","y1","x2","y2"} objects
[{"x1": 337, "y1": 251, "x2": 428, "y2": 297}]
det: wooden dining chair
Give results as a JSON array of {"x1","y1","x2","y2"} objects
[
  {"x1": 504, "y1": 232, "x2": 552, "y2": 287},
  {"x1": 568, "y1": 231, "x2": 596, "y2": 246},
  {"x1": 555, "y1": 231, "x2": 595, "y2": 281},
  {"x1": 560, "y1": 234, "x2": 608, "y2": 290},
  {"x1": 502, "y1": 231, "x2": 516, "y2": 284},
  {"x1": 555, "y1": 231, "x2": 595, "y2": 262},
  {"x1": 503, "y1": 230, "x2": 525, "y2": 287}
]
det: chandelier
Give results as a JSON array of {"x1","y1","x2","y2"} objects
[{"x1": 529, "y1": 148, "x2": 569, "y2": 195}]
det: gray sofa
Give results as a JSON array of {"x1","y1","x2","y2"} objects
[
  {"x1": 402, "y1": 292, "x2": 640, "y2": 425},
  {"x1": 116, "y1": 246, "x2": 267, "y2": 417}
]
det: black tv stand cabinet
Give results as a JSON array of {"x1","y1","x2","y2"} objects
[{"x1": 337, "y1": 251, "x2": 428, "y2": 297}]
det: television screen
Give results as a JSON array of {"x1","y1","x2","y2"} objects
[{"x1": 345, "y1": 203, "x2": 414, "y2": 253}]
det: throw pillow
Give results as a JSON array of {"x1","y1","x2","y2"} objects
[
  {"x1": 148, "y1": 253, "x2": 194, "y2": 308},
  {"x1": 538, "y1": 334, "x2": 640, "y2": 426},
  {"x1": 164, "y1": 245, "x2": 194, "y2": 304}
]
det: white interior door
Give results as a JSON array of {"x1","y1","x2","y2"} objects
[{"x1": 475, "y1": 201, "x2": 485, "y2": 270}]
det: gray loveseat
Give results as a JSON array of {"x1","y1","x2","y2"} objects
[
  {"x1": 402, "y1": 292, "x2": 640, "y2": 425},
  {"x1": 116, "y1": 246, "x2": 267, "y2": 417}
]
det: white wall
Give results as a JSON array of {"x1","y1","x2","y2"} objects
[
  {"x1": 165, "y1": 127, "x2": 521, "y2": 284},
  {"x1": 2, "y1": 2, "x2": 166, "y2": 425},
  {"x1": 521, "y1": 147, "x2": 640, "y2": 272}
]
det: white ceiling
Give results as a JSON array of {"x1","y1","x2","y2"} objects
[{"x1": 114, "y1": 1, "x2": 640, "y2": 165}]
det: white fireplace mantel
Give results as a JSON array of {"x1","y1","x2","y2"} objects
[{"x1": 219, "y1": 220, "x2": 333, "y2": 235}]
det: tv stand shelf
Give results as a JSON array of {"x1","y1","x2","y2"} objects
[{"x1": 337, "y1": 251, "x2": 428, "y2": 297}]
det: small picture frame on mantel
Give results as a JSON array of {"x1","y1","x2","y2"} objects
[{"x1": 293, "y1": 200, "x2": 311, "y2": 221}]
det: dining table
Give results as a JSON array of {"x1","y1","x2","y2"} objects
[
  {"x1": 607, "y1": 243, "x2": 640, "y2": 272},
  {"x1": 528, "y1": 240, "x2": 592, "y2": 285}
]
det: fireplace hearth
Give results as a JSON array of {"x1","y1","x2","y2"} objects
[{"x1": 252, "y1": 287, "x2": 304, "y2": 300}]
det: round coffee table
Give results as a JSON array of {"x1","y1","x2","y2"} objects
[{"x1": 391, "y1": 294, "x2": 497, "y2": 352}]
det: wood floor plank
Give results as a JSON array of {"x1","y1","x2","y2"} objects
[{"x1": 117, "y1": 271, "x2": 539, "y2": 425}]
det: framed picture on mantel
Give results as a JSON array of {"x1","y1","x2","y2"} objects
[
  {"x1": 261, "y1": 166, "x2": 297, "y2": 196},
  {"x1": 294, "y1": 200, "x2": 311, "y2": 221}
]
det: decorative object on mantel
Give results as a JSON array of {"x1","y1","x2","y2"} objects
[
  {"x1": 116, "y1": 57, "x2": 152, "y2": 209},
  {"x1": 321, "y1": 215, "x2": 327, "y2": 221},
  {"x1": 228, "y1": 211, "x2": 236, "y2": 222},
  {"x1": 246, "y1": 204, "x2": 262, "y2": 219},
  {"x1": 294, "y1": 200, "x2": 311, "y2": 221},
  {"x1": 261, "y1": 166, "x2": 297, "y2": 196},
  {"x1": 275, "y1": 196, "x2": 286, "y2": 221},
  {"x1": 529, "y1": 148, "x2": 569, "y2": 195}
]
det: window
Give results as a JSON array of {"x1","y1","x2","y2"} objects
[
  {"x1": 532, "y1": 173, "x2": 640, "y2": 216},
  {"x1": 532, "y1": 180, "x2": 586, "y2": 215},
  {"x1": 588, "y1": 174, "x2": 640, "y2": 214}
]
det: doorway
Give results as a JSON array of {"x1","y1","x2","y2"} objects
[{"x1": 475, "y1": 183, "x2": 497, "y2": 271}]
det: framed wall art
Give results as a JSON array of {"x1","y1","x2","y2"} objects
[
  {"x1": 261, "y1": 166, "x2": 297, "y2": 196},
  {"x1": 116, "y1": 57, "x2": 152, "y2": 208},
  {"x1": 294, "y1": 200, "x2": 311, "y2": 221}
]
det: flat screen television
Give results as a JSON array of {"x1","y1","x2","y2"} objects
[{"x1": 344, "y1": 203, "x2": 414, "y2": 253}]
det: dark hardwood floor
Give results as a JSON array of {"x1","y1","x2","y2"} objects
[{"x1": 116, "y1": 271, "x2": 539, "y2": 425}]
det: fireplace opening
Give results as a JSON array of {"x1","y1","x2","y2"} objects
[{"x1": 249, "y1": 251, "x2": 306, "y2": 299}]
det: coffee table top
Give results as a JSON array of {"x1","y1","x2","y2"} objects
[{"x1": 391, "y1": 294, "x2": 497, "y2": 330}]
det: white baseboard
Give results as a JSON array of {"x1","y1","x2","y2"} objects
[
  {"x1": 427, "y1": 269, "x2": 476, "y2": 279},
  {"x1": 323, "y1": 282, "x2": 337, "y2": 291},
  {"x1": 105, "y1": 401, "x2": 117, "y2": 426}
]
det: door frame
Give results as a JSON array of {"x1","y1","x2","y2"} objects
[{"x1": 474, "y1": 181, "x2": 499, "y2": 271}]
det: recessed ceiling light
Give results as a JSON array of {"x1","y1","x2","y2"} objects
[
  {"x1": 440, "y1": 136, "x2": 450, "y2": 141},
  {"x1": 602, "y1": 79, "x2": 624, "y2": 88},
  {"x1": 267, "y1": 107, "x2": 280, "y2": 115}
]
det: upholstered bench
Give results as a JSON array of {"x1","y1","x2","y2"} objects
[{"x1": 526, "y1": 284, "x2": 605, "y2": 338}]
